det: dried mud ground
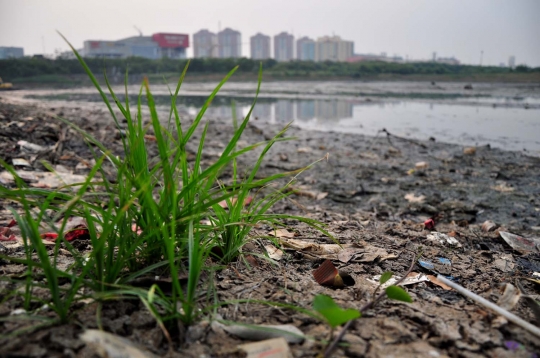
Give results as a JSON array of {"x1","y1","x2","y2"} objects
[{"x1": 0, "y1": 96, "x2": 540, "y2": 358}]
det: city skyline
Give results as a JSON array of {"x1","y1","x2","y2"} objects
[{"x1": 1, "y1": 0, "x2": 539, "y2": 66}]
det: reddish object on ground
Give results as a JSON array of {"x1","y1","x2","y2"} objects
[
  {"x1": 7, "y1": 219, "x2": 16, "y2": 228},
  {"x1": 313, "y1": 260, "x2": 344, "y2": 287},
  {"x1": 64, "y1": 227, "x2": 90, "y2": 241},
  {"x1": 0, "y1": 233, "x2": 16, "y2": 241},
  {"x1": 424, "y1": 219, "x2": 435, "y2": 230},
  {"x1": 41, "y1": 233, "x2": 59, "y2": 240}
]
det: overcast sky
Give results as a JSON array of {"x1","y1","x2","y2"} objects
[{"x1": 1, "y1": 0, "x2": 539, "y2": 66}]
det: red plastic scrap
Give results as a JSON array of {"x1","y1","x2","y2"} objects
[
  {"x1": 41, "y1": 233, "x2": 59, "y2": 240},
  {"x1": 7, "y1": 219, "x2": 16, "y2": 228},
  {"x1": 64, "y1": 226, "x2": 90, "y2": 241},
  {"x1": 424, "y1": 219, "x2": 435, "y2": 230},
  {"x1": 0, "y1": 233, "x2": 16, "y2": 241}
]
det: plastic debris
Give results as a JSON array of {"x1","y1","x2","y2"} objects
[
  {"x1": 12, "y1": 158, "x2": 31, "y2": 167},
  {"x1": 463, "y1": 147, "x2": 476, "y2": 155},
  {"x1": 481, "y1": 220, "x2": 498, "y2": 232},
  {"x1": 497, "y1": 283, "x2": 521, "y2": 311},
  {"x1": 80, "y1": 329, "x2": 157, "y2": 358},
  {"x1": 418, "y1": 257, "x2": 452, "y2": 275},
  {"x1": 436, "y1": 275, "x2": 540, "y2": 338},
  {"x1": 217, "y1": 196, "x2": 253, "y2": 209},
  {"x1": 415, "y1": 161, "x2": 429, "y2": 170},
  {"x1": 238, "y1": 338, "x2": 292, "y2": 358},
  {"x1": 426, "y1": 275, "x2": 452, "y2": 290},
  {"x1": 17, "y1": 140, "x2": 48, "y2": 153},
  {"x1": 427, "y1": 231, "x2": 461, "y2": 247},
  {"x1": 424, "y1": 219, "x2": 435, "y2": 230},
  {"x1": 212, "y1": 319, "x2": 305, "y2": 343},
  {"x1": 499, "y1": 231, "x2": 540, "y2": 254}
]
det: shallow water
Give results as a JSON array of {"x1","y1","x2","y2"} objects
[{"x1": 8, "y1": 81, "x2": 540, "y2": 155}]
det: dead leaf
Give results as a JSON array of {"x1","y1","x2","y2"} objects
[
  {"x1": 80, "y1": 329, "x2": 158, "y2": 358},
  {"x1": 427, "y1": 275, "x2": 452, "y2": 290},
  {"x1": 269, "y1": 229, "x2": 295, "y2": 239},
  {"x1": 264, "y1": 245, "x2": 284, "y2": 261}
]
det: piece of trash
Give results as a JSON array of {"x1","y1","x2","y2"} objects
[
  {"x1": 427, "y1": 232, "x2": 461, "y2": 247},
  {"x1": 12, "y1": 158, "x2": 31, "y2": 167},
  {"x1": 481, "y1": 220, "x2": 498, "y2": 232},
  {"x1": 40, "y1": 233, "x2": 59, "y2": 241},
  {"x1": 415, "y1": 161, "x2": 429, "y2": 170},
  {"x1": 80, "y1": 329, "x2": 158, "y2": 358},
  {"x1": 313, "y1": 260, "x2": 344, "y2": 287},
  {"x1": 212, "y1": 320, "x2": 305, "y2": 343},
  {"x1": 297, "y1": 147, "x2": 312, "y2": 153},
  {"x1": 499, "y1": 231, "x2": 540, "y2": 254},
  {"x1": 0, "y1": 170, "x2": 88, "y2": 188},
  {"x1": 17, "y1": 140, "x2": 48, "y2": 153},
  {"x1": 491, "y1": 182, "x2": 515, "y2": 193},
  {"x1": 238, "y1": 338, "x2": 292, "y2": 358},
  {"x1": 291, "y1": 187, "x2": 328, "y2": 200},
  {"x1": 269, "y1": 229, "x2": 295, "y2": 239},
  {"x1": 497, "y1": 283, "x2": 521, "y2": 311},
  {"x1": 370, "y1": 272, "x2": 429, "y2": 289},
  {"x1": 426, "y1": 275, "x2": 452, "y2": 290},
  {"x1": 424, "y1": 219, "x2": 435, "y2": 230},
  {"x1": 10, "y1": 308, "x2": 27, "y2": 316},
  {"x1": 64, "y1": 226, "x2": 90, "y2": 241},
  {"x1": 493, "y1": 254, "x2": 515, "y2": 273},
  {"x1": 0, "y1": 222, "x2": 16, "y2": 241},
  {"x1": 405, "y1": 193, "x2": 426, "y2": 204},
  {"x1": 418, "y1": 258, "x2": 452, "y2": 275},
  {"x1": 463, "y1": 147, "x2": 476, "y2": 155},
  {"x1": 436, "y1": 275, "x2": 540, "y2": 338},
  {"x1": 264, "y1": 245, "x2": 284, "y2": 261}
]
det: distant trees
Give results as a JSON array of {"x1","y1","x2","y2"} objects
[{"x1": 1, "y1": 56, "x2": 538, "y2": 81}]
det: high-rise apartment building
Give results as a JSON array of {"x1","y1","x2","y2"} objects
[
  {"x1": 0, "y1": 47, "x2": 24, "y2": 59},
  {"x1": 274, "y1": 32, "x2": 294, "y2": 62},
  {"x1": 508, "y1": 56, "x2": 516, "y2": 69},
  {"x1": 250, "y1": 33, "x2": 271, "y2": 60},
  {"x1": 315, "y1": 36, "x2": 354, "y2": 62},
  {"x1": 296, "y1": 37, "x2": 315, "y2": 61},
  {"x1": 193, "y1": 30, "x2": 218, "y2": 58},
  {"x1": 217, "y1": 28, "x2": 242, "y2": 58}
]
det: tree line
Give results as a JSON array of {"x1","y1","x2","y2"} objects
[{"x1": 1, "y1": 56, "x2": 537, "y2": 80}]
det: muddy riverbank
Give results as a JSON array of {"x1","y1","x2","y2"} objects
[{"x1": 0, "y1": 94, "x2": 539, "y2": 357}]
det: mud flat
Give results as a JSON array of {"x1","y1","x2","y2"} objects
[{"x1": 0, "y1": 94, "x2": 539, "y2": 357}]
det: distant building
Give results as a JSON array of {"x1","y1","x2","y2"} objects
[
  {"x1": 274, "y1": 32, "x2": 294, "y2": 62},
  {"x1": 0, "y1": 47, "x2": 24, "y2": 59},
  {"x1": 217, "y1": 28, "x2": 242, "y2": 58},
  {"x1": 296, "y1": 37, "x2": 315, "y2": 61},
  {"x1": 82, "y1": 33, "x2": 189, "y2": 59},
  {"x1": 508, "y1": 56, "x2": 516, "y2": 69},
  {"x1": 315, "y1": 36, "x2": 353, "y2": 62},
  {"x1": 193, "y1": 30, "x2": 218, "y2": 58},
  {"x1": 250, "y1": 33, "x2": 271, "y2": 60}
]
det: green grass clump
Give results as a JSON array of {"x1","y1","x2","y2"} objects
[{"x1": 0, "y1": 35, "x2": 331, "y2": 335}]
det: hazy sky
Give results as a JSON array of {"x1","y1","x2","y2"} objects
[{"x1": 1, "y1": 0, "x2": 539, "y2": 66}]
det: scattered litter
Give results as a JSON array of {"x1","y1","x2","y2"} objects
[
  {"x1": 436, "y1": 275, "x2": 540, "y2": 338},
  {"x1": 80, "y1": 329, "x2": 158, "y2": 358},
  {"x1": 497, "y1": 283, "x2": 521, "y2": 311},
  {"x1": 10, "y1": 308, "x2": 27, "y2": 316},
  {"x1": 297, "y1": 147, "x2": 312, "y2": 153},
  {"x1": 427, "y1": 232, "x2": 461, "y2": 247},
  {"x1": 269, "y1": 229, "x2": 295, "y2": 239},
  {"x1": 370, "y1": 272, "x2": 429, "y2": 288},
  {"x1": 424, "y1": 219, "x2": 435, "y2": 230},
  {"x1": 415, "y1": 161, "x2": 429, "y2": 170},
  {"x1": 499, "y1": 231, "x2": 540, "y2": 254},
  {"x1": 264, "y1": 245, "x2": 284, "y2": 261},
  {"x1": 40, "y1": 233, "x2": 59, "y2": 241},
  {"x1": 12, "y1": 158, "x2": 31, "y2": 167},
  {"x1": 418, "y1": 257, "x2": 452, "y2": 275},
  {"x1": 238, "y1": 338, "x2": 292, "y2": 358},
  {"x1": 481, "y1": 220, "x2": 498, "y2": 232},
  {"x1": 17, "y1": 140, "x2": 48, "y2": 153},
  {"x1": 463, "y1": 147, "x2": 476, "y2": 155},
  {"x1": 291, "y1": 187, "x2": 328, "y2": 200},
  {"x1": 64, "y1": 226, "x2": 90, "y2": 241},
  {"x1": 313, "y1": 260, "x2": 345, "y2": 287},
  {"x1": 0, "y1": 170, "x2": 88, "y2": 188},
  {"x1": 405, "y1": 193, "x2": 426, "y2": 204},
  {"x1": 426, "y1": 275, "x2": 452, "y2": 290},
  {"x1": 212, "y1": 320, "x2": 305, "y2": 343}
]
